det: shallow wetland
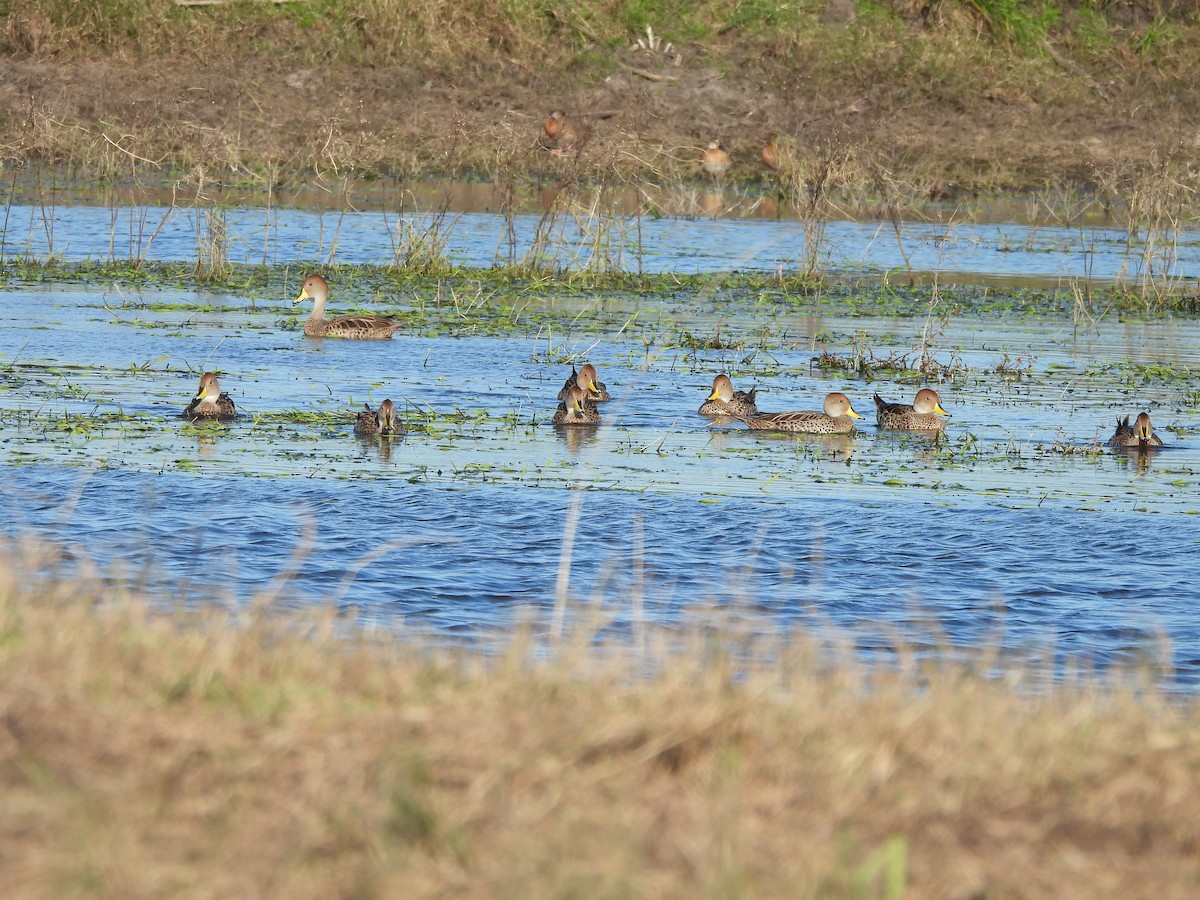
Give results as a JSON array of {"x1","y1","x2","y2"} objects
[{"x1": 3, "y1": 179, "x2": 1200, "y2": 687}]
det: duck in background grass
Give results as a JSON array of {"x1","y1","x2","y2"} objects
[
  {"x1": 698, "y1": 374, "x2": 758, "y2": 418},
  {"x1": 553, "y1": 385, "x2": 601, "y2": 426},
  {"x1": 873, "y1": 388, "x2": 951, "y2": 431},
  {"x1": 1108, "y1": 412, "x2": 1163, "y2": 448},
  {"x1": 183, "y1": 372, "x2": 237, "y2": 421},
  {"x1": 542, "y1": 110, "x2": 590, "y2": 155},
  {"x1": 355, "y1": 399, "x2": 401, "y2": 436},
  {"x1": 293, "y1": 273, "x2": 402, "y2": 339},
  {"x1": 558, "y1": 363, "x2": 611, "y2": 402},
  {"x1": 701, "y1": 140, "x2": 732, "y2": 181},
  {"x1": 737, "y1": 391, "x2": 861, "y2": 435}
]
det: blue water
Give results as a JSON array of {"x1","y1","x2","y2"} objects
[
  {"x1": 2, "y1": 199, "x2": 1198, "y2": 283},
  {"x1": 3, "y1": 199, "x2": 1200, "y2": 686},
  {"x1": 3, "y1": 465, "x2": 1195, "y2": 682}
]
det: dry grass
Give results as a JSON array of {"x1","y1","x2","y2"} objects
[
  {"x1": 2, "y1": 539, "x2": 1200, "y2": 897},
  {"x1": 0, "y1": 2, "x2": 1199, "y2": 190}
]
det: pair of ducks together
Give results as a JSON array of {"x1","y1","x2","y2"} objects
[
  {"x1": 181, "y1": 373, "x2": 400, "y2": 436},
  {"x1": 700, "y1": 374, "x2": 950, "y2": 433},
  {"x1": 700, "y1": 135, "x2": 791, "y2": 180},
  {"x1": 541, "y1": 110, "x2": 737, "y2": 182}
]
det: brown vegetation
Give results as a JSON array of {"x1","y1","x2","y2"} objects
[
  {"x1": 0, "y1": 2, "x2": 1199, "y2": 191},
  {"x1": 2, "y1": 541, "x2": 1200, "y2": 896}
]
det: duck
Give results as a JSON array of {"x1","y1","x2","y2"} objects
[
  {"x1": 355, "y1": 399, "x2": 402, "y2": 436},
  {"x1": 698, "y1": 374, "x2": 758, "y2": 417},
  {"x1": 760, "y1": 135, "x2": 780, "y2": 171},
  {"x1": 542, "y1": 110, "x2": 592, "y2": 155},
  {"x1": 183, "y1": 372, "x2": 237, "y2": 421},
  {"x1": 701, "y1": 140, "x2": 732, "y2": 180},
  {"x1": 293, "y1": 274, "x2": 402, "y2": 339},
  {"x1": 1107, "y1": 412, "x2": 1163, "y2": 448},
  {"x1": 737, "y1": 391, "x2": 861, "y2": 434},
  {"x1": 874, "y1": 388, "x2": 950, "y2": 431},
  {"x1": 557, "y1": 363, "x2": 611, "y2": 402},
  {"x1": 552, "y1": 385, "x2": 601, "y2": 426}
]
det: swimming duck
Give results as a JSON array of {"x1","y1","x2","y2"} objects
[
  {"x1": 552, "y1": 385, "x2": 601, "y2": 425},
  {"x1": 699, "y1": 374, "x2": 758, "y2": 417},
  {"x1": 355, "y1": 399, "x2": 402, "y2": 436},
  {"x1": 1108, "y1": 412, "x2": 1163, "y2": 448},
  {"x1": 701, "y1": 140, "x2": 732, "y2": 180},
  {"x1": 293, "y1": 274, "x2": 402, "y2": 339},
  {"x1": 557, "y1": 363, "x2": 611, "y2": 402},
  {"x1": 874, "y1": 388, "x2": 950, "y2": 431},
  {"x1": 738, "y1": 391, "x2": 861, "y2": 434},
  {"x1": 183, "y1": 372, "x2": 237, "y2": 421}
]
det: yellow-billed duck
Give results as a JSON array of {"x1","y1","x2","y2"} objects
[
  {"x1": 557, "y1": 363, "x2": 611, "y2": 402},
  {"x1": 293, "y1": 274, "x2": 401, "y2": 339},
  {"x1": 552, "y1": 385, "x2": 601, "y2": 426},
  {"x1": 738, "y1": 391, "x2": 861, "y2": 434},
  {"x1": 874, "y1": 388, "x2": 950, "y2": 431},
  {"x1": 183, "y1": 372, "x2": 237, "y2": 421},
  {"x1": 355, "y1": 399, "x2": 402, "y2": 436},
  {"x1": 1108, "y1": 412, "x2": 1163, "y2": 448},
  {"x1": 699, "y1": 373, "x2": 758, "y2": 417}
]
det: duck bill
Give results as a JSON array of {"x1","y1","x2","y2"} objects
[
  {"x1": 292, "y1": 288, "x2": 309, "y2": 305},
  {"x1": 706, "y1": 388, "x2": 721, "y2": 401},
  {"x1": 847, "y1": 408, "x2": 862, "y2": 420},
  {"x1": 934, "y1": 403, "x2": 950, "y2": 416}
]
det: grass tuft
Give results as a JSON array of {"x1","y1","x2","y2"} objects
[{"x1": 2, "y1": 539, "x2": 1200, "y2": 895}]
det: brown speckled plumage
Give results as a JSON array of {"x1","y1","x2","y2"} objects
[
  {"x1": 183, "y1": 372, "x2": 237, "y2": 421},
  {"x1": 874, "y1": 388, "x2": 950, "y2": 431},
  {"x1": 699, "y1": 374, "x2": 758, "y2": 417},
  {"x1": 738, "y1": 391, "x2": 861, "y2": 434},
  {"x1": 293, "y1": 273, "x2": 401, "y2": 339},
  {"x1": 1108, "y1": 412, "x2": 1163, "y2": 448}
]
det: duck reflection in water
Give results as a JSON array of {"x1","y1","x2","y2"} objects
[
  {"x1": 356, "y1": 432, "x2": 400, "y2": 464},
  {"x1": 738, "y1": 429, "x2": 855, "y2": 464}
]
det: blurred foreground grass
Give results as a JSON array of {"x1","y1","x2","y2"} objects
[{"x1": 2, "y1": 539, "x2": 1198, "y2": 897}]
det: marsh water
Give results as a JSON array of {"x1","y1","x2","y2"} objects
[{"x1": 3, "y1": 182, "x2": 1200, "y2": 686}]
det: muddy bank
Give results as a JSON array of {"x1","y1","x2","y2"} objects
[{"x1": 1, "y1": 4, "x2": 1198, "y2": 192}]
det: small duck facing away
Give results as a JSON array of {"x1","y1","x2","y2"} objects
[
  {"x1": 699, "y1": 373, "x2": 758, "y2": 417},
  {"x1": 738, "y1": 391, "x2": 861, "y2": 434},
  {"x1": 874, "y1": 388, "x2": 950, "y2": 431},
  {"x1": 701, "y1": 140, "x2": 732, "y2": 180},
  {"x1": 553, "y1": 385, "x2": 602, "y2": 426},
  {"x1": 557, "y1": 363, "x2": 611, "y2": 402},
  {"x1": 355, "y1": 399, "x2": 402, "y2": 436},
  {"x1": 183, "y1": 372, "x2": 237, "y2": 421},
  {"x1": 293, "y1": 274, "x2": 402, "y2": 339},
  {"x1": 1108, "y1": 412, "x2": 1163, "y2": 448}
]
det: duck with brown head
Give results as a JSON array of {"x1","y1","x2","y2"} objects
[
  {"x1": 699, "y1": 374, "x2": 758, "y2": 417},
  {"x1": 873, "y1": 388, "x2": 950, "y2": 431},
  {"x1": 557, "y1": 363, "x2": 611, "y2": 402},
  {"x1": 738, "y1": 391, "x2": 861, "y2": 434},
  {"x1": 293, "y1": 274, "x2": 402, "y2": 339},
  {"x1": 552, "y1": 385, "x2": 601, "y2": 426},
  {"x1": 1108, "y1": 412, "x2": 1163, "y2": 448},
  {"x1": 183, "y1": 372, "x2": 237, "y2": 421},
  {"x1": 355, "y1": 399, "x2": 402, "y2": 436}
]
